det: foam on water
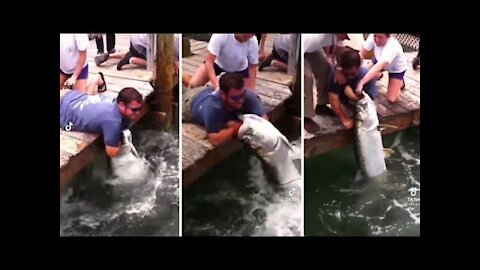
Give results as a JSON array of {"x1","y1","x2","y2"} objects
[
  {"x1": 60, "y1": 130, "x2": 179, "y2": 236},
  {"x1": 314, "y1": 130, "x2": 420, "y2": 236}
]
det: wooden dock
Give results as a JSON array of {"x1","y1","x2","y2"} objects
[
  {"x1": 304, "y1": 51, "x2": 420, "y2": 157},
  {"x1": 60, "y1": 34, "x2": 154, "y2": 191},
  {"x1": 182, "y1": 34, "x2": 296, "y2": 188}
]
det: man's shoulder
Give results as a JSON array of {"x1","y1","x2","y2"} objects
[{"x1": 201, "y1": 92, "x2": 223, "y2": 111}]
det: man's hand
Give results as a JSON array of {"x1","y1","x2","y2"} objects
[
  {"x1": 227, "y1": 120, "x2": 243, "y2": 138},
  {"x1": 64, "y1": 76, "x2": 77, "y2": 88},
  {"x1": 259, "y1": 49, "x2": 266, "y2": 62},
  {"x1": 341, "y1": 117, "x2": 354, "y2": 129},
  {"x1": 355, "y1": 83, "x2": 364, "y2": 95}
]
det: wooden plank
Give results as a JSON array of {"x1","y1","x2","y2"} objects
[
  {"x1": 87, "y1": 61, "x2": 153, "y2": 82},
  {"x1": 60, "y1": 133, "x2": 90, "y2": 155},
  {"x1": 89, "y1": 73, "x2": 154, "y2": 97},
  {"x1": 256, "y1": 69, "x2": 293, "y2": 86},
  {"x1": 60, "y1": 140, "x2": 103, "y2": 191},
  {"x1": 182, "y1": 123, "x2": 212, "y2": 150},
  {"x1": 304, "y1": 111, "x2": 419, "y2": 158},
  {"x1": 154, "y1": 34, "x2": 175, "y2": 129},
  {"x1": 60, "y1": 129, "x2": 98, "y2": 142},
  {"x1": 182, "y1": 138, "x2": 243, "y2": 188}
]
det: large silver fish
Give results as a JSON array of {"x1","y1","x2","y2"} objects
[
  {"x1": 354, "y1": 94, "x2": 390, "y2": 182},
  {"x1": 237, "y1": 114, "x2": 301, "y2": 187},
  {"x1": 110, "y1": 129, "x2": 148, "y2": 184}
]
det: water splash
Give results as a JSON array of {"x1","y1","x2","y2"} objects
[{"x1": 60, "y1": 130, "x2": 179, "y2": 236}]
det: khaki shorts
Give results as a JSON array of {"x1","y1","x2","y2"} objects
[{"x1": 182, "y1": 86, "x2": 210, "y2": 122}]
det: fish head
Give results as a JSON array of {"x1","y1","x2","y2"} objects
[
  {"x1": 355, "y1": 93, "x2": 377, "y2": 127},
  {"x1": 356, "y1": 95, "x2": 370, "y2": 121},
  {"x1": 238, "y1": 115, "x2": 278, "y2": 154}
]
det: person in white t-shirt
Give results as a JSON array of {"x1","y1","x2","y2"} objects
[
  {"x1": 357, "y1": 33, "x2": 407, "y2": 103},
  {"x1": 184, "y1": 33, "x2": 259, "y2": 90},
  {"x1": 95, "y1": 34, "x2": 151, "y2": 70},
  {"x1": 95, "y1": 34, "x2": 180, "y2": 72},
  {"x1": 60, "y1": 34, "x2": 90, "y2": 92},
  {"x1": 303, "y1": 33, "x2": 356, "y2": 133},
  {"x1": 258, "y1": 34, "x2": 292, "y2": 72}
]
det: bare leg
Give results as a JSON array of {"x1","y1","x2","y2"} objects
[
  {"x1": 182, "y1": 72, "x2": 192, "y2": 87},
  {"x1": 74, "y1": 79, "x2": 88, "y2": 93},
  {"x1": 271, "y1": 59, "x2": 288, "y2": 72},
  {"x1": 130, "y1": 57, "x2": 147, "y2": 68},
  {"x1": 60, "y1": 73, "x2": 68, "y2": 89},
  {"x1": 86, "y1": 73, "x2": 105, "y2": 95},
  {"x1": 188, "y1": 64, "x2": 210, "y2": 88},
  {"x1": 108, "y1": 51, "x2": 127, "y2": 59},
  {"x1": 387, "y1": 78, "x2": 404, "y2": 103}
]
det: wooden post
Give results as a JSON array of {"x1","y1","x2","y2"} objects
[
  {"x1": 154, "y1": 34, "x2": 175, "y2": 129},
  {"x1": 182, "y1": 36, "x2": 192, "y2": 57},
  {"x1": 290, "y1": 34, "x2": 302, "y2": 117},
  {"x1": 287, "y1": 34, "x2": 300, "y2": 75},
  {"x1": 147, "y1": 34, "x2": 156, "y2": 71}
]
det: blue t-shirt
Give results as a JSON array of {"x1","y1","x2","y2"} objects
[
  {"x1": 60, "y1": 91, "x2": 129, "y2": 147},
  {"x1": 191, "y1": 87, "x2": 266, "y2": 133},
  {"x1": 327, "y1": 66, "x2": 377, "y2": 105}
]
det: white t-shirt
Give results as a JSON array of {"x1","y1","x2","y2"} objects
[
  {"x1": 363, "y1": 34, "x2": 407, "y2": 73},
  {"x1": 303, "y1": 34, "x2": 336, "y2": 54},
  {"x1": 131, "y1": 34, "x2": 150, "y2": 52},
  {"x1": 207, "y1": 34, "x2": 259, "y2": 72},
  {"x1": 274, "y1": 34, "x2": 292, "y2": 53},
  {"x1": 60, "y1": 34, "x2": 89, "y2": 74}
]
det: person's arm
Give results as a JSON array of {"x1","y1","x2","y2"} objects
[
  {"x1": 208, "y1": 121, "x2": 242, "y2": 146},
  {"x1": 359, "y1": 34, "x2": 374, "y2": 68},
  {"x1": 102, "y1": 121, "x2": 123, "y2": 158},
  {"x1": 205, "y1": 52, "x2": 219, "y2": 89},
  {"x1": 105, "y1": 145, "x2": 121, "y2": 158},
  {"x1": 258, "y1": 34, "x2": 267, "y2": 61},
  {"x1": 246, "y1": 39, "x2": 260, "y2": 89},
  {"x1": 206, "y1": 34, "x2": 224, "y2": 89},
  {"x1": 329, "y1": 92, "x2": 353, "y2": 129},
  {"x1": 356, "y1": 60, "x2": 388, "y2": 94},
  {"x1": 344, "y1": 85, "x2": 362, "y2": 101},
  {"x1": 246, "y1": 64, "x2": 257, "y2": 89}
]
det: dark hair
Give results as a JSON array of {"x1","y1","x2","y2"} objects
[
  {"x1": 340, "y1": 49, "x2": 361, "y2": 70},
  {"x1": 219, "y1": 73, "x2": 244, "y2": 94},
  {"x1": 117, "y1": 87, "x2": 142, "y2": 105}
]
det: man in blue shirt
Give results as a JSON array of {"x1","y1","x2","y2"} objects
[
  {"x1": 328, "y1": 49, "x2": 377, "y2": 129},
  {"x1": 183, "y1": 72, "x2": 267, "y2": 146},
  {"x1": 60, "y1": 87, "x2": 144, "y2": 157}
]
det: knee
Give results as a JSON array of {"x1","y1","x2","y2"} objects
[{"x1": 387, "y1": 95, "x2": 398, "y2": 103}]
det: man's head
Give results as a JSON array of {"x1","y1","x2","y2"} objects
[
  {"x1": 234, "y1": 33, "x2": 255, "y2": 43},
  {"x1": 117, "y1": 87, "x2": 143, "y2": 121},
  {"x1": 219, "y1": 73, "x2": 246, "y2": 111},
  {"x1": 339, "y1": 49, "x2": 362, "y2": 80},
  {"x1": 374, "y1": 33, "x2": 390, "y2": 47}
]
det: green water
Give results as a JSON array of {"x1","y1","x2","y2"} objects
[{"x1": 305, "y1": 126, "x2": 420, "y2": 236}]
